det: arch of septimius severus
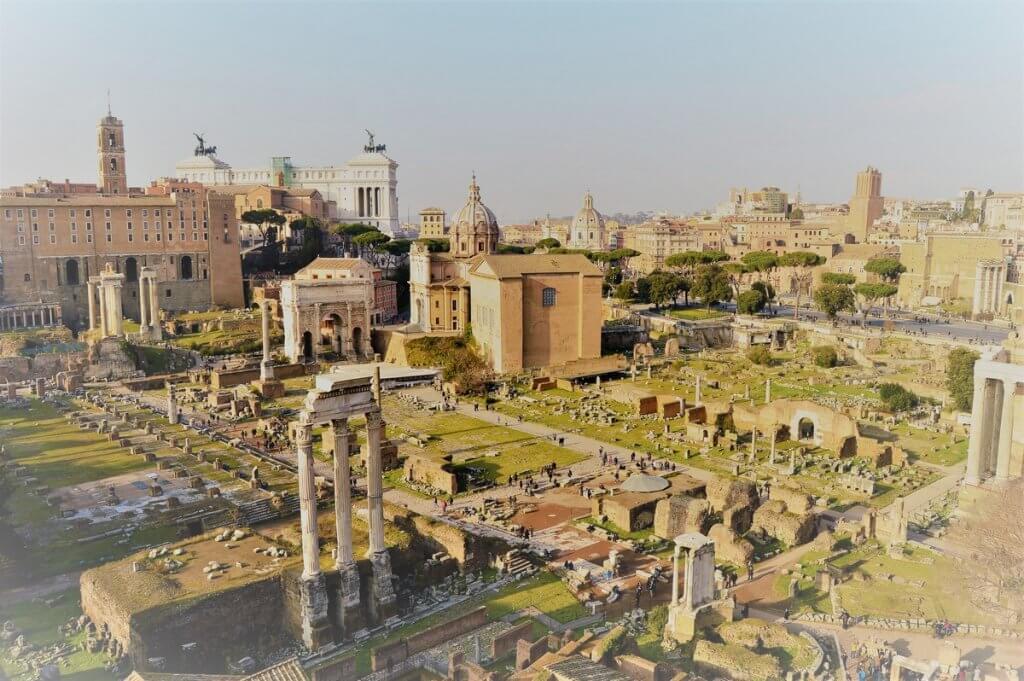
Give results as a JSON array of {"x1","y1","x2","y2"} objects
[{"x1": 966, "y1": 319, "x2": 1024, "y2": 485}]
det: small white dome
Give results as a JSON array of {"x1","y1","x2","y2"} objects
[{"x1": 620, "y1": 473, "x2": 670, "y2": 493}]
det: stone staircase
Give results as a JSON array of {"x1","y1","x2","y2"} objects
[
  {"x1": 497, "y1": 549, "x2": 535, "y2": 578},
  {"x1": 236, "y1": 493, "x2": 300, "y2": 526}
]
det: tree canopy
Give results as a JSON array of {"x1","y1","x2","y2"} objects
[
  {"x1": 864, "y1": 257, "x2": 906, "y2": 283},
  {"x1": 778, "y1": 251, "x2": 824, "y2": 268},
  {"x1": 737, "y1": 288, "x2": 767, "y2": 315},
  {"x1": 691, "y1": 263, "x2": 733, "y2": 310},
  {"x1": 821, "y1": 272, "x2": 857, "y2": 286},
  {"x1": 665, "y1": 250, "x2": 729, "y2": 271},
  {"x1": 946, "y1": 347, "x2": 979, "y2": 411},
  {"x1": 741, "y1": 250, "x2": 779, "y2": 273},
  {"x1": 536, "y1": 237, "x2": 561, "y2": 250},
  {"x1": 878, "y1": 383, "x2": 919, "y2": 412},
  {"x1": 813, "y1": 283, "x2": 856, "y2": 320},
  {"x1": 241, "y1": 209, "x2": 286, "y2": 240}
]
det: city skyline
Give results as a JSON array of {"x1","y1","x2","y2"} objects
[{"x1": 2, "y1": 0, "x2": 1022, "y2": 222}]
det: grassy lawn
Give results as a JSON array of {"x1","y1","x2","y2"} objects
[
  {"x1": 483, "y1": 571, "x2": 586, "y2": 624},
  {"x1": 0, "y1": 589, "x2": 115, "y2": 681},
  {"x1": 577, "y1": 515, "x2": 652, "y2": 542},
  {"x1": 0, "y1": 402, "x2": 151, "y2": 489},
  {"x1": 889, "y1": 423, "x2": 967, "y2": 467},
  {"x1": 666, "y1": 306, "x2": 730, "y2": 321}
]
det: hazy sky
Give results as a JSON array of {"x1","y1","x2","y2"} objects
[{"x1": 1, "y1": 1, "x2": 1022, "y2": 222}]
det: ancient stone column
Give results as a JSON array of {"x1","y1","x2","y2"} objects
[
  {"x1": 138, "y1": 277, "x2": 149, "y2": 336},
  {"x1": 87, "y1": 280, "x2": 97, "y2": 329},
  {"x1": 365, "y1": 387, "x2": 396, "y2": 618},
  {"x1": 365, "y1": 409, "x2": 387, "y2": 556},
  {"x1": 965, "y1": 375, "x2": 988, "y2": 484},
  {"x1": 769, "y1": 431, "x2": 777, "y2": 463},
  {"x1": 146, "y1": 271, "x2": 160, "y2": 339},
  {"x1": 296, "y1": 411, "x2": 331, "y2": 648},
  {"x1": 167, "y1": 385, "x2": 178, "y2": 425},
  {"x1": 996, "y1": 379, "x2": 1015, "y2": 480},
  {"x1": 297, "y1": 414, "x2": 320, "y2": 578},
  {"x1": 985, "y1": 380, "x2": 1001, "y2": 477},
  {"x1": 260, "y1": 301, "x2": 275, "y2": 381},
  {"x1": 332, "y1": 419, "x2": 355, "y2": 567},
  {"x1": 671, "y1": 544, "x2": 681, "y2": 605},
  {"x1": 331, "y1": 418, "x2": 361, "y2": 630},
  {"x1": 695, "y1": 375, "x2": 702, "y2": 405},
  {"x1": 765, "y1": 379, "x2": 772, "y2": 403}
]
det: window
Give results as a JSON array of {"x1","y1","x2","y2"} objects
[
  {"x1": 49, "y1": 222, "x2": 55, "y2": 231},
  {"x1": 144, "y1": 233, "x2": 149, "y2": 242},
  {"x1": 32, "y1": 235, "x2": 39, "y2": 245},
  {"x1": 86, "y1": 234, "x2": 93, "y2": 243},
  {"x1": 127, "y1": 233, "x2": 133, "y2": 242},
  {"x1": 17, "y1": 209, "x2": 23, "y2": 218},
  {"x1": 126, "y1": 209, "x2": 132, "y2": 218},
  {"x1": 71, "y1": 222, "x2": 77, "y2": 231},
  {"x1": 48, "y1": 209, "x2": 55, "y2": 218},
  {"x1": 70, "y1": 209, "x2": 76, "y2": 218},
  {"x1": 104, "y1": 209, "x2": 111, "y2": 218},
  {"x1": 32, "y1": 223, "x2": 38, "y2": 231},
  {"x1": 86, "y1": 222, "x2": 92, "y2": 230},
  {"x1": 71, "y1": 234, "x2": 78, "y2": 244},
  {"x1": 30, "y1": 209, "x2": 37, "y2": 218},
  {"x1": 127, "y1": 222, "x2": 133, "y2": 230},
  {"x1": 542, "y1": 287, "x2": 556, "y2": 307},
  {"x1": 105, "y1": 222, "x2": 111, "y2": 230},
  {"x1": 154, "y1": 209, "x2": 161, "y2": 217},
  {"x1": 143, "y1": 221, "x2": 148, "y2": 230},
  {"x1": 18, "y1": 235, "x2": 25, "y2": 246},
  {"x1": 452, "y1": 300, "x2": 458, "y2": 311},
  {"x1": 24, "y1": 273, "x2": 30, "y2": 282},
  {"x1": 16, "y1": 223, "x2": 24, "y2": 233},
  {"x1": 142, "y1": 209, "x2": 148, "y2": 217},
  {"x1": 49, "y1": 234, "x2": 56, "y2": 244},
  {"x1": 85, "y1": 209, "x2": 91, "y2": 217},
  {"x1": 106, "y1": 234, "x2": 112, "y2": 243}
]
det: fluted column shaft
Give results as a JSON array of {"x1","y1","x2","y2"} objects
[
  {"x1": 296, "y1": 415, "x2": 321, "y2": 579},
  {"x1": 966, "y1": 376, "x2": 987, "y2": 484},
  {"x1": 997, "y1": 379, "x2": 1015, "y2": 480},
  {"x1": 365, "y1": 409, "x2": 386, "y2": 555},
  {"x1": 332, "y1": 418, "x2": 354, "y2": 566}
]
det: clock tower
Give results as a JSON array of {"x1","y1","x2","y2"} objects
[{"x1": 97, "y1": 108, "x2": 127, "y2": 195}]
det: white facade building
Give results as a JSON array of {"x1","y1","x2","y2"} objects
[
  {"x1": 175, "y1": 134, "x2": 400, "y2": 234},
  {"x1": 568, "y1": 191, "x2": 607, "y2": 250}
]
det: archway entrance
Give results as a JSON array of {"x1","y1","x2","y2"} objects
[
  {"x1": 351, "y1": 327, "x2": 363, "y2": 357},
  {"x1": 302, "y1": 331, "x2": 313, "y2": 362},
  {"x1": 797, "y1": 417, "x2": 815, "y2": 441},
  {"x1": 65, "y1": 260, "x2": 80, "y2": 286},
  {"x1": 124, "y1": 257, "x2": 138, "y2": 283},
  {"x1": 180, "y1": 255, "x2": 193, "y2": 280},
  {"x1": 322, "y1": 313, "x2": 345, "y2": 354}
]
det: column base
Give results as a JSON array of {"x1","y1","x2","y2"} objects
[
  {"x1": 299, "y1": 572, "x2": 333, "y2": 650},
  {"x1": 150, "y1": 325, "x2": 163, "y2": 342},
  {"x1": 369, "y1": 550, "x2": 397, "y2": 623},
  {"x1": 334, "y1": 561, "x2": 363, "y2": 636},
  {"x1": 256, "y1": 378, "x2": 286, "y2": 399}
]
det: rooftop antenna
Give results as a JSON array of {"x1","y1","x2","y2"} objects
[{"x1": 106, "y1": 89, "x2": 111, "y2": 116}]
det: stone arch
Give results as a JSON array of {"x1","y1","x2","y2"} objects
[
  {"x1": 352, "y1": 326, "x2": 363, "y2": 356},
  {"x1": 124, "y1": 257, "x2": 138, "y2": 283},
  {"x1": 65, "y1": 259, "x2": 80, "y2": 286},
  {"x1": 180, "y1": 255, "x2": 193, "y2": 280},
  {"x1": 301, "y1": 331, "x2": 313, "y2": 362},
  {"x1": 322, "y1": 312, "x2": 346, "y2": 354},
  {"x1": 797, "y1": 417, "x2": 815, "y2": 441}
]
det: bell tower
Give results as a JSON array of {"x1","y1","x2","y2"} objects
[{"x1": 98, "y1": 103, "x2": 127, "y2": 195}]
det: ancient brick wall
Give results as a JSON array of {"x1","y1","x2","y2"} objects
[
  {"x1": 370, "y1": 607, "x2": 487, "y2": 672},
  {"x1": 490, "y1": 620, "x2": 533, "y2": 659}
]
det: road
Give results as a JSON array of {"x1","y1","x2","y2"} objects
[{"x1": 636, "y1": 302, "x2": 1010, "y2": 346}]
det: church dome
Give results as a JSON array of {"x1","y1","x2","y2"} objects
[
  {"x1": 572, "y1": 191, "x2": 605, "y2": 233},
  {"x1": 451, "y1": 175, "x2": 499, "y2": 258},
  {"x1": 453, "y1": 175, "x2": 498, "y2": 231}
]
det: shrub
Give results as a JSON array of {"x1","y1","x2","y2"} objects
[
  {"x1": 811, "y1": 345, "x2": 838, "y2": 368},
  {"x1": 746, "y1": 345, "x2": 772, "y2": 366},
  {"x1": 406, "y1": 335, "x2": 490, "y2": 395},
  {"x1": 946, "y1": 347, "x2": 979, "y2": 411},
  {"x1": 737, "y1": 289, "x2": 767, "y2": 315},
  {"x1": 878, "y1": 383, "x2": 919, "y2": 412}
]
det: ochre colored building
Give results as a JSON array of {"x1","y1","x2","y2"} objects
[
  {"x1": 468, "y1": 253, "x2": 603, "y2": 373},
  {"x1": 0, "y1": 110, "x2": 244, "y2": 329}
]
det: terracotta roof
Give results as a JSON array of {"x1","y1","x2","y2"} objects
[
  {"x1": 242, "y1": 658, "x2": 307, "y2": 681},
  {"x1": 470, "y1": 253, "x2": 602, "y2": 279},
  {"x1": 299, "y1": 257, "x2": 367, "y2": 271}
]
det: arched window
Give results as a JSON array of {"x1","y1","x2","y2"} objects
[
  {"x1": 24, "y1": 273, "x2": 31, "y2": 282},
  {"x1": 180, "y1": 255, "x2": 193, "y2": 280},
  {"x1": 110, "y1": 158, "x2": 118, "y2": 171},
  {"x1": 256, "y1": 199, "x2": 263, "y2": 209},
  {"x1": 124, "y1": 257, "x2": 138, "y2": 283},
  {"x1": 65, "y1": 259, "x2": 80, "y2": 286},
  {"x1": 108, "y1": 132, "x2": 116, "y2": 147}
]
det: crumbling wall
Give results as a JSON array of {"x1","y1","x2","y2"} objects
[
  {"x1": 370, "y1": 607, "x2": 487, "y2": 671},
  {"x1": 653, "y1": 494, "x2": 710, "y2": 539},
  {"x1": 705, "y1": 478, "x2": 758, "y2": 514},
  {"x1": 750, "y1": 500, "x2": 816, "y2": 547},
  {"x1": 767, "y1": 486, "x2": 812, "y2": 514},
  {"x1": 403, "y1": 453, "x2": 458, "y2": 495},
  {"x1": 708, "y1": 524, "x2": 755, "y2": 565}
]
